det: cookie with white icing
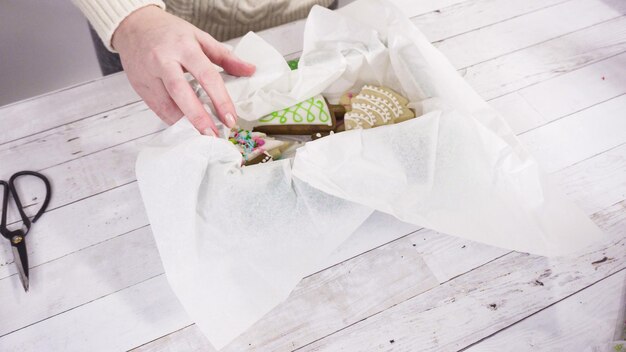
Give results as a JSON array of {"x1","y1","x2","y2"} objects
[
  {"x1": 344, "y1": 85, "x2": 415, "y2": 130},
  {"x1": 253, "y1": 94, "x2": 336, "y2": 135}
]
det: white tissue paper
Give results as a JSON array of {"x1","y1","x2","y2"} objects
[{"x1": 136, "y1": 0, "x2": 604, "y2": 349}]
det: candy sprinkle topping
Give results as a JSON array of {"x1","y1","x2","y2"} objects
[{"x1": 229, "y1": 129, "x2": 266, "y2": 160}]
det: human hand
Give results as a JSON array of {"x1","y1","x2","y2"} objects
[{"x1": 112, "y1": 5, "x2": 256, "y2": 136}]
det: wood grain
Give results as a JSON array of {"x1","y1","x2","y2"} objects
[
  {"x1": 0, "y1": 275, "x2": 190, "y2": 352},
  {"x1": 0, "y1": 73, "x2": 139, "y2": 146},
  {"x1": 464, "y1": 269, "x2": 626, "y2": 351},
  {"x1": 415, "y1": 0, "x2": 569, "y2": 42},
  {"x1": 489, "y1": 53, "x2": 626, "y2": 134},
  {"x1": 0, "y1": 102, "x2": 162, "y2": 178},
  {"x1": 0, "y1": 183, "x2": 148, "y2": 279},
  {"x1": 435, "y1": 0, "x2": 626, "y2": 69},
  {"x1": 464, "y1": 16, "x2": 626, "y2": 100},
  {"x1": 519, "y1": 94, "x2": 626, "y2": 173},
  {"x1": 300, "y1": 231, "x2": 625, "y2": 351},
  {"x1": 0, "y1": 226, "x2": 161, "y2": 336},
  {"x1": 516, "y1": 52, "x2": 626, "y2": 121}
]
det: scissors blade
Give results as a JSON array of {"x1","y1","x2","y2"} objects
[{"x1": 11, "y1": 240, "x2": 29, "y2": 292}]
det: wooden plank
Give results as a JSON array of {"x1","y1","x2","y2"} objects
[
  {"x1": 132, "y1": 325, "x2": 211, "y2": 352},
  {"x1": 464, "y1": 269, "x2": 626, "y2": 351},
  {"x1": 299, "y1": 219, "x2": 626, "y2": 351},
  {"x1": 435, "y1": 0, "x2": 626, "y2": 69},
  {"x1": 0, "y1": 101, "x2": 163, "y2": 179},
  {"x1": 388, "y1": 0, "x2": 470, "y2": 17},
  {"x1": 0, "y1": 73, "x2": 139, "y2": 146},
  {"x1": 0, "y1": 183, "x2": 148, "y2": 279},
  {"x1": 0, "y1": 275, "x2": 190, "y2": 352},
  {"x1": 518, "y1": 53, "x2": 626, "y2": 121},
  {"x1": 3, "y1": 134, "x2": 149, "y2": 223},
  {"x1": 489, "y1": 53, "x2": 626, "y2": 134},
  {"x1": 519, "y1": 94, "x2": 626, "y2": 173},
  {"x1": 558, "y1": 143, "x2": 626, "y2": 215},
  {"x1": 0, "y1": 226, "x2": 162, "y2": 337},
  {"x1": 464, "y1": 16, "x2": 626, "y2": 100},
  {"x1": 415, "y1": 0, "x2": 569, "y2": 42}
]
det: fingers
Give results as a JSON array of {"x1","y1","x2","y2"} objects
[
  {"x1": 197, "y1": 32, "x2": 256, "y2": 77},
  {"x1": 183, "y1": 52, "x2": 237, "y2": 128},
  {"x1": 138, "y1": 78, "x2": 184, "y2": 125},
  {"x1": 161, "y1": 63, "x2": 219, "y2": 136}
]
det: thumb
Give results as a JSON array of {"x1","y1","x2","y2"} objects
[{"x1": 197, "y1": 32, "x2": 256, "y2": 77}]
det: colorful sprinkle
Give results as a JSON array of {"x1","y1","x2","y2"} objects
[{"x1": 228, "y1": 128, "x2": 267, "y2": 160}]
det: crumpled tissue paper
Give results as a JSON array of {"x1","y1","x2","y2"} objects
[{"x1": 136, "y1": 0, "x2": 603, "y2": 348}]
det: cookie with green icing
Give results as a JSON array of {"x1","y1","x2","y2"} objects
[
  {"x1": 253, "y1": 94, "x2": 336, "y2": 135},
  {"x1": 344, "y1": 85, "x2": 415, "y2": 130}
]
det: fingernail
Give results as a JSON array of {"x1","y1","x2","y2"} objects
[
  {"x1": 203, "y1": 128, "x2": 216, "y2": 137},
  {"x1": 225, "y1": 113, "x2": 236, "y2": 128}
]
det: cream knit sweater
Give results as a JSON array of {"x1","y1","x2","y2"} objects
[{"x1": 73, "y1": 0, "x2": 333, "y2": 51}]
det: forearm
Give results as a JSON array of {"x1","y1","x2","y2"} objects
[{"x1": 71, "y1": 0, "x2": 165, "y2": 52}]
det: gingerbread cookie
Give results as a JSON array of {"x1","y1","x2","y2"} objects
[
  {"x1": 344, "y1": 85, "x2": 415, "y2": 130},
  {"x1": 253, "y1": 94, "x2": 336, "y2": 135}
]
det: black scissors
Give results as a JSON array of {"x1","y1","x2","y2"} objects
[{"x1": 1, "y1": 171, "x2": 52, "y2": 292}]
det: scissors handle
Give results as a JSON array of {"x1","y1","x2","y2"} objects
[{"x1": 1, "y1": 171, "x2": 52, "y2": 239}]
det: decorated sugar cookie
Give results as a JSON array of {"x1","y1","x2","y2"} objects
[
  {"x1": 253, "y1": 94, "x2": 336, "y2": 135},
  {"x1": 228, "y1": 129, "x2": 286, "y2": 166},
  {"x1": 344, "y1": 85, "x2": 415, "y2": 130}
]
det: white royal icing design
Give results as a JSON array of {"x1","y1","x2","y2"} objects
[
  {"x1": 345, "y1": 112, "x2": 371, "y2": 128},
  {"x1": 359, "y1": 93, "x2": 402, "y2": 120},
  {"x1": 345, "y1": 85, "x2": 412, "y2": 130},
  {"x1": 354, "y1": 97, "x2": 393, "y2": 123},
  {"x1": 351, "y1": 101, "x2": 389, "y2": 124}
]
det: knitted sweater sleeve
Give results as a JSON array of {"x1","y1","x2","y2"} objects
[{"x1": 71, "y1": 0, "x2": 166, "y2": 52}]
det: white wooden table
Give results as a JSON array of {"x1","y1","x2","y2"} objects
[{"x1": 1, "y1": 0, "x2": 625, "y2": 351}]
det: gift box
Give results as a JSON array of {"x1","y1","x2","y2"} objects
[{"x1": 135, "y1": 0, "x2": 603, "y2": 348}]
